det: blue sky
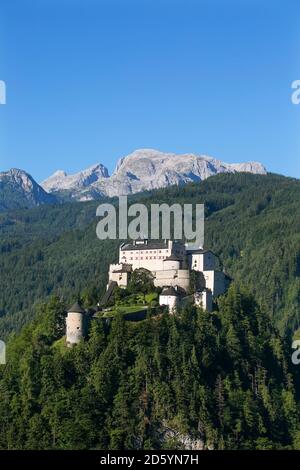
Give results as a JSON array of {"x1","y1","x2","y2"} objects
[{"x1": 0, "y1": 0, "x2": 299, "y2": 181}]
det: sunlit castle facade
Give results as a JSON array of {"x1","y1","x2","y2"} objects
[
  {"x1": 120, "y1": 239, "x2": 186, "y2": 271},
  {"x1": 108, "y1": 239, "x2": 231, "y2": 306}
]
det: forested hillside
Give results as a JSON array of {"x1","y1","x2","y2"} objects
[
  {"x1": 0, "y1": 172, "x2": 299, "y2": 338},
  {"x1": 1, "y1": 287, "x2": 300, "y2": 450}
]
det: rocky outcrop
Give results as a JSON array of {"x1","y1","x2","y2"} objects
[{"x1": 161, "y1": 427, "x2": 205, "y2": 450}]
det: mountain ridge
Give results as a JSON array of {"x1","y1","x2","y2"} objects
[
  {"x1": 41, "y1": 148, "x2": 267, "y2": 200},
  {"x1": 0, "y1": 149, "x2": 267, "y2": 210}
]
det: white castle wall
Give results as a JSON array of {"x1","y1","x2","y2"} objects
[
  {"x1": 189, "y1": 251, "x2": 217, "y2": 271},
  {"x1": 108, "y1": 271, "x2": 130, "y2": 288},
  {"x1": 153, "y1": 269, "x2": 190, "y2": 291},
  {"x1": 159, "y1": 294, "x2": 178, "y2": 314},
  {"x1": 194, "y1": 290, "x2": 213, "y2": 312},
  {"x1": 109, "y1": 263, "x2": 123, "y2": 272},
  {"x1": 119, "y1": 240, "x2": 186, "y2": 272},
  {"x1": 120, "y1": 246, "x2": 171, "y2": 271},
  {"x1": 163, "y1": 258, "x2": 181, "y2": 270},
  {"x1": 108, "y1": 264, "x2": 130, "y2": 287},
  {"x1": 203, "y1": 270, "x2": 226, "y2": 297}
]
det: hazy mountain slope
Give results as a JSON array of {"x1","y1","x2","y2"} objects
[{"x1": 0, "y1": 169, "x2": 57, "y2": 211}]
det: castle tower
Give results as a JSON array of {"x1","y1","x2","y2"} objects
[
  {"x1": 66, "y1": 302, "x2": 86, "y2": 347},
  {"x1": 163, "y1": 254, "x2": 181, "y2": 270},
  {"x1": 159, "y1": 286, "x2": 179, "y2": 314}
]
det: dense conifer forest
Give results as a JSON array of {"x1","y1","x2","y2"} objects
[{"x1": 1, "y1": 286, "x2": 300, "y2": 450}]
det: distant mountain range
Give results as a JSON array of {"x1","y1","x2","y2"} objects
[
  {"x1": 0, "y1": 149, "x2": 267, "y2": 210},
  {"x1": 41, "y1": 149, "x2": 267, "y2": 200}
]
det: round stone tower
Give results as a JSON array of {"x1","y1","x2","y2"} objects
[
  {"x1": 163, "y1": 254, "x2": 181, "y2": 270},
  {"x1": 66, "y1": 302, "x2": 85, "y2": 347}
]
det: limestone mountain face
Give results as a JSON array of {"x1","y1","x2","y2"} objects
[
  {"x1": 41, "y1": 163, "x2": 109, "y2": 201},
  {"x1": 41, "y1": 148, "x2": 267, "y2": 201},
  {"x1": 105, "y1": 149, "x2": 267, "y2": 196},
  {"x1": 0, "y1": 168, "x2": 57, "y2": 211}
]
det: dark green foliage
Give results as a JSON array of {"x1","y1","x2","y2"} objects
[
  {"x1": 189, "y1": 270, "x2": 205, "y2": 294},
  {"x1": 128, "y1": 269, "x2": 155, "y2": 295},
  {"x1": 0, "y1": 287, "x2": 299, "y2": 450}
]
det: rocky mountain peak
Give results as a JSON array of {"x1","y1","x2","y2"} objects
[
  {"x1": 0, "y1": 168, "x2": 57, "y2": 211},
  {"x1": 41, "y1": 162, "x2": 109, "y2": 193}
]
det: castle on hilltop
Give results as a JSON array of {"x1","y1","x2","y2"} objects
[
  {"x1": 65, "y1": 239, "x2": 231, "y2": 347},
  {"x1": 108, "y1": 239, "x2": 231, "y2": 311}
]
